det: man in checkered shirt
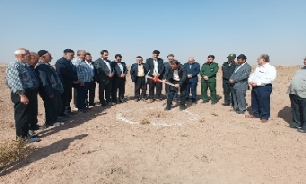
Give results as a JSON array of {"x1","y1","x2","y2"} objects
[
  {"x1": 5, "y1": 48, "x2": 41, "y2": 142},
  {"x1": 72, "y1": 50, "x2": 93, "y2": 112}
]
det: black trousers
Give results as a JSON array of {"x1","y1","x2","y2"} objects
[
  {"x1": 87, "y1": 81, "x2": 96, "y2": 104},
  {"x1": 148, "y1": 79, "x2": 162, "y2": 99},
  {"x1": 61, "y1": 85, "x2": 71, "y2": 115},
  {"x1": 167, "y1": 82, "x2": 187, "y2": 108},
  {"x1": 223, "y1": 79, "x2": 234, "y2": 105},
  {"x1": 289, "y1": 94, "x2": 306, "y2": 129},
  {"x1": 134, "y1": 77, "x2": 147, "y2": 99},
  {"x1": 28, "y1": 89, "x2": 38, "y2": 130},
  {"x1": 42, "y1": 93, "x2": 62, "y2": 125},
  {"x1": 112, "y1": 77, "x2": 126, "y2": 102},
  {"x1": 11, "y1": 89, "x2": 33, "y2": 138},
  {"x1": 99, "y1": 81, "x2": 112, "y2": 105}
]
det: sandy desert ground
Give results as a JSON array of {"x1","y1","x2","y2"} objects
[{"x1": 0, "y1": 65, "x2": 305, "y2": 184}]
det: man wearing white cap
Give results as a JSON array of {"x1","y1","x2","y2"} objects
[{"x1": 5, "y1": 49, "x2": 41, "y2": 142}]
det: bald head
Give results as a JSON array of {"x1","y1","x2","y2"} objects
[{"x1": 188, "y1": 57, "x2": 195, "y2": 64}]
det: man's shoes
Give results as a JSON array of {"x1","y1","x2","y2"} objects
[
  {"x1": 289, "y1": 124, "x2": 301, "y2": 129},
  {"x1": 164, "y1": 107, "x2": 171, "y2": 111},
  {"x1": 202, "y1": 100, "x2": 209, "y2": 103},
  {"x1": 261, "y1": 119, "x2": 268, "y2": 123},
  {"x1": 298, "y1": 129, "x2": 306, "y2": 133},
  {"x1": 45, "y1": 122, "x2": 62, "y2": 128},
  {"x1": 237, "y1": 111, "x2": 245, "y2": 114},
  {"x1": 28, "y1": 137, "x2": 41, "y2": 142},
  {"x1": 222, "y1": 103, "x2": 230, "y2": 106},
  {"x1": 57, "y1": 116, "x2": 68, "y2": 122},
  {"x1": 179, "y1": 106, "x2": 186, "y2": 111},
  {"x1": 28, "y1": 130, "x2": 38, "y2": 138},
  {"x1": 107, "y1": 102, "x2": 116, "y2": 106},
  {"x1": 147, "y1": 99, "x2": 154, "y2": 103},
  {"x1": 134, "y1": 98, "x2": 140, "y2": 102}
]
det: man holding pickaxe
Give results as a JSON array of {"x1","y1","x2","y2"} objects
[{"x1": 162, "y1": 60, "x2": 188, "y2": 111}]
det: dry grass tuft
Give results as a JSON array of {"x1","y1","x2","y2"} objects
[
  {"x1": 0, "y1": 138, "x2": 34, "y2": 167},
  {"x1": 140, "y1": 118, "x2": 150, "y2": 125},
  {"x1": 211, "y1": 112, "x2": 218, "y2": 116}
]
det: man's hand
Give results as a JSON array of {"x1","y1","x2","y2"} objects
[
  {"x1": 161, "y1": 79, "x2": 166, "y2": 83},
  {"x1": 49, "y1": 94, "x2": 54, "y2": 98},
  {"x1": 19, "y1": 94, "x2": 29, "y2": 105},
  {"x1": 73, "y1": 80, "x2": 79, "y2": 84},
  {"x1": 153, "y1": 74, "x2": 158, "y2": 78},
  {"x1": 108, "y1": 73, "x2": 114, "y2": 78},
  {"x1": 251, "y1": 82, "x2": 257, "y2": 87},
  {"x1": 174, "y1": 84, "x2": 180, "y2": 88},
  {"x1": 188, "y1": 74, "x2": 192, "y2": 78},
  {"x1": 229, "y1": 79, "x2": 234, "y2": 84},
  {"x1": 120, "y1": 74, "x2": 125, "y2": 78},
  {"x1": 80, "y1": 82, "x2": 85, "y2": 86},
  {"x1": 204, "y1": 76, "x2": 208, "y2": 80}
]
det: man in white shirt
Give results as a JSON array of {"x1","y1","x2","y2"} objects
[
  {"x1": 145, "y1": 50, "x2": 165, "y2": 102},
  {"x1": 246, "y1": 54, "x2": 277, "y2": 123}
]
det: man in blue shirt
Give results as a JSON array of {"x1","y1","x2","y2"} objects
[
  {"x1": 26, "y1": 52, "x2": 44, "y2": 137},
  {"x1": 184, "y1": 57, "x2": 200, "y2": 104},
  {"x1": 5, "y1": 48, "x2": 41, "y2": 142},
  {"x1": 72, "y1": 50, "x2": 92, "y2": 112},
  {"x1": 85, "y1": 52, "x2": 96, "y2": 106}
]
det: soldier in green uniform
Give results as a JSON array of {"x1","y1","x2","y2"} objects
[{"x1": 200, "y1": 55, "x2": 219, "y2": 105}]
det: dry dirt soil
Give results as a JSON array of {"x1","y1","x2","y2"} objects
[{"x1": 0, "y1": 65, "x2": 305, "y2": 184}]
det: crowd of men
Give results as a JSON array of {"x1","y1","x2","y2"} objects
[{"x1": 5, "y1": 47, "x2": 306, "y2": 142}]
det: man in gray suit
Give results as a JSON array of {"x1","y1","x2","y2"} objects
[{"x1": 229, "y1": 54, "x2": 252, "y2": 114}]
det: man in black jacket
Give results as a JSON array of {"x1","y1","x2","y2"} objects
[
  {"x1": 222, "y1": 53, "x2": 236, "y2": 106},
  {"x1": 36, "y1": 50, "x2": 64, "y2": 127},
  {"x1": 163, "y1": 60, "x2": 188, "y2": 111},
  {"x1": 111, "y1": 54, "x2": 128, "y2": 103},
  {"x1": 55, "y1": 49, "x2": 78, "y2": 117},
  {"x1": 94, "y1": 50, "x2": 115, "y2": 106},
  {"x1": 145, "y1": 50, "x2": 165, "y2": 102}
]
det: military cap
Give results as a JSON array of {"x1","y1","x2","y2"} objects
[{"x1": 227, "y1": 53, "x2": 236, "y2": 59}]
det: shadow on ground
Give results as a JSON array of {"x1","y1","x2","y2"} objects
[
  {"x1": 278, "y1": 106, "x2": 291, "y2": 125},
  {"x1": 0, "y1": 134, "x2": 88, "y2": 176}
]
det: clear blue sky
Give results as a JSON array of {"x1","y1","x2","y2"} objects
[{"x1": 0, "y1": 0, "x2": 305, "y2": 66}]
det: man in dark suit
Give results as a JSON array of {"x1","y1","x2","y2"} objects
[
  {"x1": 184, "y1": 57, "x2": 200, "y2": 104},
  {"x1": 222, "y1": 53, "x2": 237, "y2": 106},
  {"x1": 85, "y1": 52, "x2": 96, "y2": 106},
  {"x1": 55, "y1": 49, "x2": 78, "y2": 117},
  {"x1": 111, "y1": 54, "x2": 128, "y2": 103},
  {"x1": 229, "y1": 54, "x2": 252, "y2": 114},
  {"x1": 130, "y1": 56, "x2": 148, "y2": 101},
  {"x1": 94, "y1": 50, "x2": 115, "y2": 106},
  {"x1": 145, "y1": 50, "x2": 165, "y2": 102},
  {"x1": 163, "y1": 60, "x2": 188, "y2": 111}
]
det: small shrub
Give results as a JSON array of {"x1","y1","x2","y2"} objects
[{"x1": 0, "y1": 138, "x2": 34, "y2": 167}]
